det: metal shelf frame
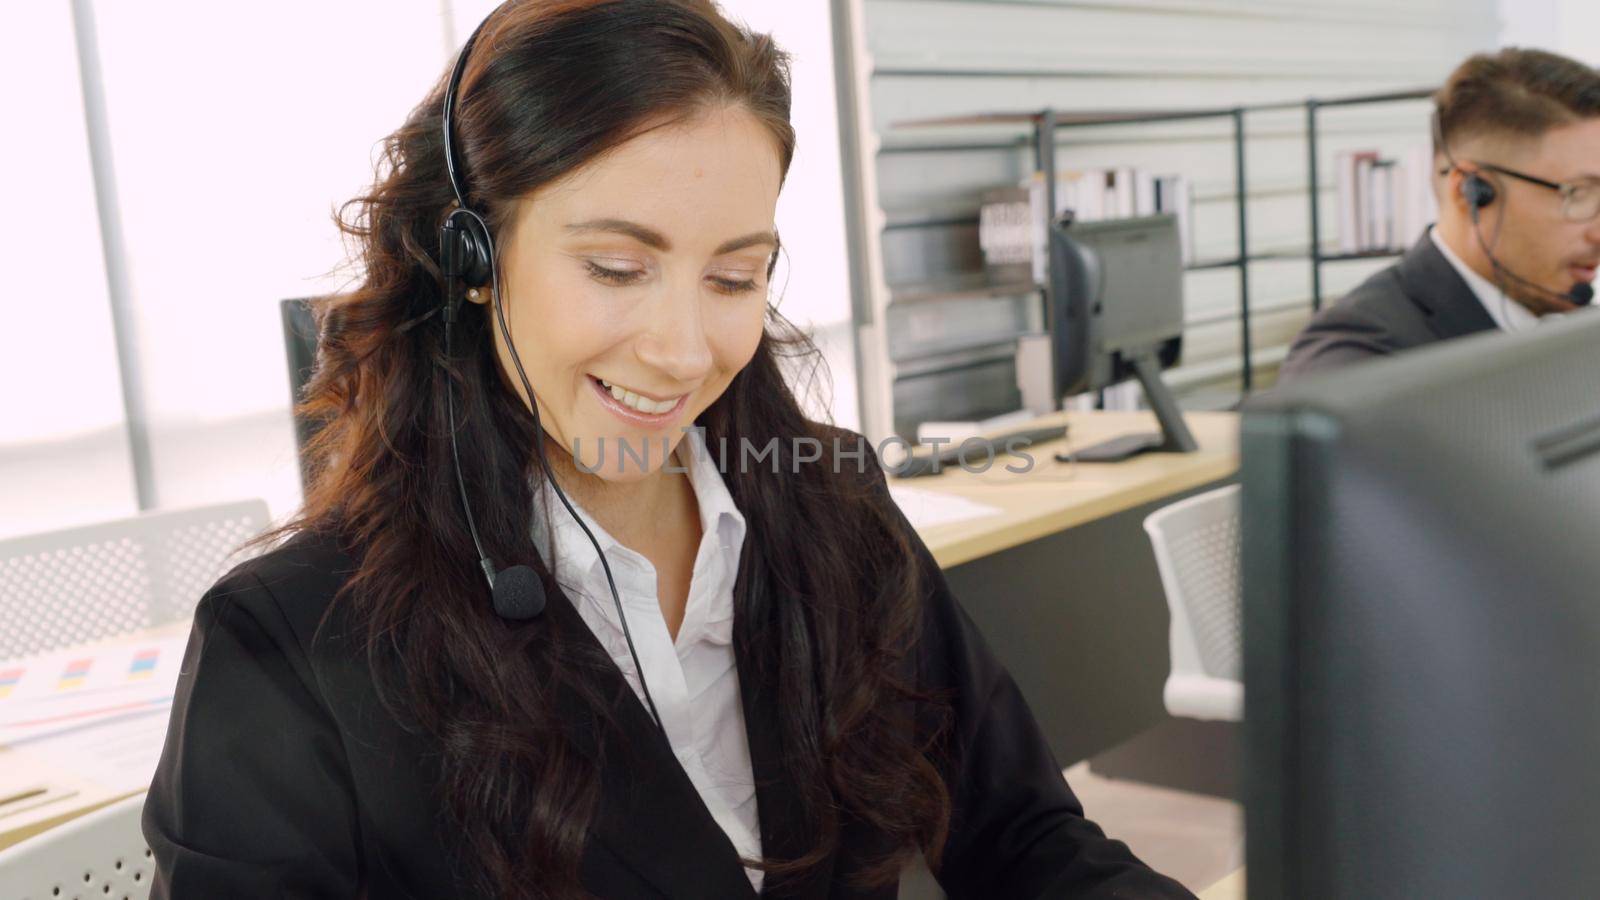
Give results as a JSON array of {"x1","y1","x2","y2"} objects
[{"x1": 894, "y1": 85, "x2": 1437, "y2": 394}]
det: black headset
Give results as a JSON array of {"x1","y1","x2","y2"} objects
[
  {"x1": 437, "y1": 8, "x2": 665, "y2": 730},
  {"x1": 1434, "y1": 110, "x2": 1594, "y2": 308},
  {"x1": 1460, "y1": 170, "x2": 1499, "y2": 219}
]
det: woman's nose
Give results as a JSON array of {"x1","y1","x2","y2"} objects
[{"x1": 633, "y1": 287, "x2": 713, "y2": 384}]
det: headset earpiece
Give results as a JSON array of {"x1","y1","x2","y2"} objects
[
  {"x1": 439, "y1": 13, "x2": 494, "y2": 296},
  {"x1": 440, "y1": 207, "x2": 495, "y2": 290},
  {"x1": 1461, "y1": 172, "x2": 1497, "y2": 220}
]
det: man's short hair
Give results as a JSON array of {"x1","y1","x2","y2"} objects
[{"x1": 1434, "y1": 47, "x2": 1600, "y2": 155}]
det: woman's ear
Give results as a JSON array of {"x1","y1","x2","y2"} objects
[{"x1": 465, "y1": 285, "x2": 491, "y2": 305}]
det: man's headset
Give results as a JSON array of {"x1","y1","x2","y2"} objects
[
  {"x1": 1432, "y1": 110, "x2": 1595, "y2": 309},
  {"x1": 437, "y1": 9, "x2": 665, "y2": 731}
]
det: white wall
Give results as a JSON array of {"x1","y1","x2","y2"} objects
[{"x1": 1500, "y1": 0, "x2": 1600, "y2": 64}]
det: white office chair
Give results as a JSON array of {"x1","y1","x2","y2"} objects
[
  {"x1": 0, "y1": 792, "x2": 152, "y2": 900},
  {"x1": 0, "y1": 499, "x2": 271, "y2": 660},
  {"x1": 1143, "y1": 484, "x2": 1243, "y2": 722}
]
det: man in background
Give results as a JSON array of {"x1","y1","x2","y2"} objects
[{"x1": 1279, "y1": 47, "x2": 1600, "y2": 381}]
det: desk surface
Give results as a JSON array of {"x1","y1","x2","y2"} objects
[
  {"x1": 891, "y1": 410, "x2": 1240, "y2": 568},
  {"x1": 1198, "y1": 866, "x2": 1245, "y2": 900}
]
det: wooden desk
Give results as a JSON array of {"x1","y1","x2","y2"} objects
[
  {"x1": 900, "y1": 410, "x2": 1240, "y2": 766},
  {"x1": 1199, "y1": 866, "x2": 1245, "y2": 900},
  {"x1": 895, "y1": 410, "x2": 1240, "y2": 568}
]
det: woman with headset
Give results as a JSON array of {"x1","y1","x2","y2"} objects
[{"x1": 141, "y1": 2, "x2": 1193, "y2": 897}]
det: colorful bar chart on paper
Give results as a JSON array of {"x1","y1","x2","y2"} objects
[
  {"x1": 128, "y1": 649, "x2": 160, "y2": 681},
  {"x1": 56, "y1": 659, "x2": 93, "y2": 691},
  {"x1": 0, "y1": 634, "x2": 188, "y2": 745},
  {"x1": 0, "y1": 668, "x2": 22, "y2": 700}
]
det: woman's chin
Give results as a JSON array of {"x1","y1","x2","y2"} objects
[{"x1": 562, "y1": 428, "x2": 690, "y2": 481}]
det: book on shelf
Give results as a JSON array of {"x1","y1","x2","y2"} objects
[
  {"x1": 1134, "y1": 170, "x2": 1156, "y2": 217},
  {"x1": 978, "y1": 168, "x2": 1196, "y2": 286},
  {"x1": 1334, "y1": 146, "x2": 1437, "y2": 255},
  {"x1": 1152, "y1": 175, "x2": 1193, "y2": 265},
  {"x1": 977, "y1": 185, "x2": 1034, "y2": 285},
  {"x1": 1398, "y1": 146, "x2": 1436, "y2": 252},
  {"x1": 1373, "y1": 159, "x2": 1395, "y2": 250}
]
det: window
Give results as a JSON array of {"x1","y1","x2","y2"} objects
[{"x1": 1, "y1": 2, "x2": 856, "y2": 543}]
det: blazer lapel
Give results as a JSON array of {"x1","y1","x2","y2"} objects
[
  {"x1": 544, "y1": 585, "x2": 759, "y2": 899},
  {"x1": 1397, "y1": 232, "x2": 1499, "y2": 342},
  {"x1": 734, "y1": 541, "x2": 839, "y2": 898}
]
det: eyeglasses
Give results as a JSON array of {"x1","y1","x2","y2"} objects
[{"x1": 1471, "y1": 162, "x2": 1600, "y2": 222}]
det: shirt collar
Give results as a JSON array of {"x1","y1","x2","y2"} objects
[
  {"x1": 680, "y1": 427, "x2": 747, "y2": 558},
  {"x1": 1429, "y1": 225, "x2": 1538, "y2": 333}
]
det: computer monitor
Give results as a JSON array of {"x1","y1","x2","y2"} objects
[
  {"x1": 279, "y1": 297, "x2": 321, "y2": 489},
  {"x1": 1241, "y1": 314, "x2": 1600, "y2": 899},
  {"x1": 1047, "y1": 212, "x2": 1196, "y2": 462}
]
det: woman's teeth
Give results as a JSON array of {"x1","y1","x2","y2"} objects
[{"x1": 598, "y1": 378, "x2": 680, "y2": 415}]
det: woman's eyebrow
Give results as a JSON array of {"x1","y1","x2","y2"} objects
[{"x1": 565, "y1": 218, "x2": 777, "y2": 255}]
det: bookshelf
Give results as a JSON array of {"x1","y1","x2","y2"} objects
[
  {"x1": 896, "y1": 105, "x2": 1258, "y2": 389},
  {"x1": 1305, "y1": 87, "x2": 1436, "y2": 310},
  {"x1": 892, "y1": 86, "x2": 1437, "y2": 394}
]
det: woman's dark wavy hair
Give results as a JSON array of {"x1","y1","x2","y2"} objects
[{"x1": 253, "y1": 1, "x2": 952, "y2": 896}]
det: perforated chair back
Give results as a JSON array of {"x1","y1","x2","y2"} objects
[
  {"x1": 0, "y1": 500, "x2": 270, "y2": 660},
  {"x1": 1143, "y1": 484, "x2": 1243, "y2": 721},
  {"x1": 0, "y1": 791, "x2": 151, "y2": 900}
]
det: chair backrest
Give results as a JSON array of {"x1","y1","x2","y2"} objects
[
  {"x1": 0, "y1": 499, "x2": 270, "y2": 660},
  {"x1": 0, "y1": 792, "x2": 151, "y2": 900},
  {"x1": 1144, "y1": 483, "x2": 1243, "y2": 721}
]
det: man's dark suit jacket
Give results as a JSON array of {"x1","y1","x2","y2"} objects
[
  {"x1": 141, "y1": 473, "x2": 1195, "y2": 899},
  {"x1": 1279, "y1": 232, "x2": 1499, "y2": 381}
]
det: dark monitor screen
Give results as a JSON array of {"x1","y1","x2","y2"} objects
[
  {"x1": 280, "y1": 297, "x2": 320, "y2": 489},
  {"x1": 1241, "y1": 314, "x2": 1600, "y2": 899},
  {"x1": 1047, "y1": 213, "x2": 1184, "y2": 399}
]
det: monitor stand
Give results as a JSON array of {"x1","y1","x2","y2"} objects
[{"x1": 1056, "y1": 351, "x2": 1199, "y2": 463}]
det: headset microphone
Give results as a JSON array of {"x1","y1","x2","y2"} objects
[
  {"x1": 1460, "y1": 167, "x2": 1593, "y2": 311},
  {"x1": 490, "y1": 563, "x2": 546, "y2": 620},
  {"x1": 1437, "y1": 110, "x2": 1594, "y2": 315},
  {"x1": 437, "y1": 12, "x2": 553, "y2": 624},
  {"x1": 443, "y1": 301, "x2": 548, "y2": 622},
  {"x1": 434, "y1": 10, "x2": 664, "y2": 731}
]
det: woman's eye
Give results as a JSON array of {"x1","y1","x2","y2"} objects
[
  {"x1": 585, "y1": 261, "x2": 643, "y2": 285},
  {"x1": 585, "y1": 260, "x2": 757, "y2": 295},
  {"x1": 709, "y1": 276, "x2": 759, "y2": 296}
]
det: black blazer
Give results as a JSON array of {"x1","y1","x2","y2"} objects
[
  {"x1": 1278, "y1": 232, "x2": 1498, "y2": 382},
  {"x1": 142, "y1": 480, "x2": 1195, "y2": 899}
]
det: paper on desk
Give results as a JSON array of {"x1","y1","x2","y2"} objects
[
  {"x1": 0, "y1": 722, "x2": 158, "y2": 849},
  {"x1": 0, "y1": 634, "x2": 186, "y2": 745},
  {"x1": 0, "y1": 745, "x2": 95, "y2": 839},
  {"x1": 20, "y1": 710, "x2": 172, "y2": 794},
  {"x1": 888, "y1": 485, "x2": 1003, "y2": 530}
]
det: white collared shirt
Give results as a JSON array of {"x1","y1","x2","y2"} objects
[
  {"x1": 532, "y1": 429, "x2": 763, "y2": 892},
  {"x1": 1429, "y1": 225, "x2": 1539, "y2": 332}
]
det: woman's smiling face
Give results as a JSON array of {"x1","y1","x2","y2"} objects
[{"x1": 475, "y1": 104, "x2": 782, "y2": 480}]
